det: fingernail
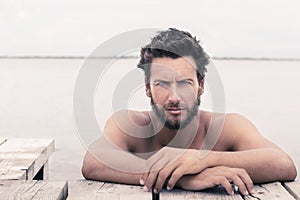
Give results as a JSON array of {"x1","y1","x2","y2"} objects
[
  {"x1": 231, "y1": 191, "x2": 234, "y2": 195},
  {"x1": 143, "y1": 186, "x2": 148, "y2": 192},
  {"x1": 167, "y1": 186, "x2": 171, "y2": 190},
  {"x1": 153, "y1": 189, "x2": 158, "y2": 194},
  {"x1": 244, "y1": 191, "x2": 249, "y2": 196},
  {"x1": 139, "y1": 179, "x2": 144, "y2": 185}
]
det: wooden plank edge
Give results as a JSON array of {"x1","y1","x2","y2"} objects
[
  {"x1": 282, "y1": 182, "x2": 300, "y2": 200},
  {"x1": 26, "y1": 139, "x2": 55, "y2": 180},
  {"x1": 0, "y1": 180, "x2": 68, "y2": 200},
  {"x1": 0, "y1": 169, "x2": 27, "y2": 180},
  {"x1": 57, "y1": 181, "x2": 68, "y2": 200},
  {"x1": 0, "y1": 138, "x2": 55, "y2": 180},
  {"x1": 244, "y1": 182, "x2": 295, "y2": 200}
]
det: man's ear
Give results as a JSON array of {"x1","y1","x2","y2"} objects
[
  {"x1": 146, "y1": 83, "x2": 151, "y2": 97},
  {"x1": 198, "y1": 79, "x2": 205, "y2": 96}
]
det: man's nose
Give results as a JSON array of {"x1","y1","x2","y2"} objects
[{"x1": 168, "y1": 86, "x2": 181, "y2": 103}]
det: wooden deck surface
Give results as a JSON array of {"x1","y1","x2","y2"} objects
[
  {"x1": 68, "y1": 180, "x2": 300, "y2": 200},
  {"x1": 283, "y1": 181, "x2": 300, "y2": 200},
  {"x1": 0, "y1": 138, "x2": 54, "y2": 180},
  {"x1": 0, "y1": 138, "x2": 298, "y2": 199},
  {"x1": 0, "y1": 180, "x2": 68, "y2": 200}
]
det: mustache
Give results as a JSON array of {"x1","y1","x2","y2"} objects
[{"x1": 164, "y1": 102, "x2": 184, "y2": 110}]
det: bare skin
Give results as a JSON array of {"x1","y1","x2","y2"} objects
[{"x1": 82, "y1": 57, "x2": 297, "y2": 196}]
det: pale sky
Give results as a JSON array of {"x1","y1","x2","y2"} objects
[{"x1": 1, "y1": 0, "x2": 299, "y2": 58}]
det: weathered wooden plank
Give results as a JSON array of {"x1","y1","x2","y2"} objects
[
  {"x1": 0, "y1": 138, "x2": 54, "y2": 152},
  {"x1": 0, "y1": 153, "x2": 38, "y2": 180},
  {"x1": 33, "y1": 160, "x2": 49, "y2": 180},
  {"x1": 0, "y1": 180, "x2": 68, "y2": 200},
  {"x1": 69, "y1": 180, "x2": 244, "y2": 200},
  {"x1": 245, "y1": 182, "x2": 294, "y2": 200},
  {"x1": 283, "y1": 181, "x2": 300, "y2": 200},
  {"x1": 0, "y1": 169, "x2": 26, "y2": 180},
  {"x1": 30, "y1": 181, "x2": 68, "y2": 200},
  {"x1": 160, "y1": 190, "x2": 243, "y2": 200},
  {"x1": 68, "y1": 180, "x2": 149, "y2": 200},
  {"x1": 0, "y1": 153, "x2": 30, "y2": 180},
  {"x1": 68, "y1": 181, "x2": 300, "y2": 199},
  {"x1": 161, "y1": 186, "x2": 242, "y2": 200},
  {"x1": 0, "y1": 138, "x2": 55, "y2": 180},
  {"x1": 43, "y1": 160, "x2": 49, "y2": 180}
]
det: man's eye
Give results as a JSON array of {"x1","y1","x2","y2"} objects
[
  {"x1": 178, "y1": 80, "x2": 192, "y2": 86},
  {"x1": 154, "y1": 81, "x2": 169, "y2": 87}
]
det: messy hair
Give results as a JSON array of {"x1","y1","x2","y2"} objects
[{"x1": 137, "y1": 28, "x2": 210, "y2": 84}]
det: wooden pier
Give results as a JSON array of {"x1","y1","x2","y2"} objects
[
  {"x1": 0, "y1": 137, "x2": 299, "y2": 199},
  {"x1": 0, "y1": 138, "x2": 68, "y2": 199},
  {"x1": 0, "y1": 180, "x2": 68, "y2": 200},
  {"x1": 0, "y1": 137, "x2": 54, "y2": 180},
  {"x1": 67, "y1": 180, "x2": 300, "y2": 200}
]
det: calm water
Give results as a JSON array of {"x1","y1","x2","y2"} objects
[{"x1": 0, "y1": 58, "x2": 299, "y2": 180}]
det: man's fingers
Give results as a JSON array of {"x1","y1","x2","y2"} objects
[
  {"x1": 230, "y1": 174, "x2": 248, "y2": 196},
  {"x1": 140, "y1": 162, "x2": 151, "y2": 186},
  {"x1": 140, "y1": 155, "x2": 161, "y2": 187},
  {"x1": 143, "y1": 171, "x2": 158, "y2": 192},
  {"x1": 154, "y1": 169, "x2": 170, "y2": 193},
  {"x1": 166, "y1": 168, "x2": 184, "y2": 190},
  {"x1": 140, "y1": 171, "x2": 148, "y2": 186},
  {"x1": 226, "y1": 168, "x2": 252, "y2": 196},
  {"x1": 153, "y1": 162, "x2": 181, "y2": 192},
  {"x1": 239, "y1": 169, "x2": 253, "y2": 195},
  {"x1": 217, "y1": 176, "x2": 234, "y2": 195},
  {"x1": 237, "y1": 168, "x2": 253, "y2": 194}
]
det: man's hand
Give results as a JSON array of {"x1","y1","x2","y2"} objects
[
  {"x1": 177, "y1": 166, "x2": 253, "y2": 196},
  {"x1": 140, "y1": 147, "x2": 210, "y2": 193}
]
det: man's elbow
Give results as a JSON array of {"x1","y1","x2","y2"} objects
[
  {"x1": 81, "y1": 153, "x2": 105, "y2": 180},
  {"x1": 285, "y1": 161, "x2": 297, "y2": 181},
  {"x1": 81, "y1": 162, "x2": 93, "y2": 180},
  {"x1": 280, "y1": 156, "x2": 297, "y2": 181}
]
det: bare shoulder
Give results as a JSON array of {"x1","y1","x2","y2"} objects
[
  {"x1": 199, "y1": 110, "x2": 212, "y2": 127},
  {"x1": 215, "y1": 113, "x2": 278, "y2": 151},
  {"x1": 103, "y1": 110, "x2": 152, "y2": 151},
  {"x1": 221, "y1": 113, "x2": 260, "y2": 138}
]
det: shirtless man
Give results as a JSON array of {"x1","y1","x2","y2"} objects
[{"x1": 82, "y1": 28, "x2": 297, "y2": 196}]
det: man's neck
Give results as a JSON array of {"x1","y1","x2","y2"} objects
[{"x1": 150, "y1": 113, "x2": 201, "y2": 149}]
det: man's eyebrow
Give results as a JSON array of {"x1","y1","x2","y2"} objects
[
  {"x1": 153, "y1": 79, "x2": 169, "y2": 82},
  {"x1": 177, "y1": 78, "x2": 194, "y2": 82}
]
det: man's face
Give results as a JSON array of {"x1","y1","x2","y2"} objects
[{"x1": 146, "y1": 56, "x2": 204, "y2": 130}]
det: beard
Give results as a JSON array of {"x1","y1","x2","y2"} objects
[{"x1": 150, "y1": 98, "x2": 200, "y2": 130}]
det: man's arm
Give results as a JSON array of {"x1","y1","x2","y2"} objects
[
  {"x1": 173, "y1": 147, "x2": 295, "y2": 194},
  {"x1": 141, "y1": 113, "x2": 297, "y2": 194},
  {"x1": 211, "y1": 113, "x2": 297, "y2": 182},
  {"x1": 205, "y1": 148, "x2": 296, "y2": 183},
  {"x1": 82, "y1": 111, "x2": 152, "y2": 185},
  {"x1": 82, "y1": 140, "x2": 143, "y2": 185}
]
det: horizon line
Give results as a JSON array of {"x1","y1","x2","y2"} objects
[{"x1": 0, "y1": 55, "x2": 300, "y2": 61}]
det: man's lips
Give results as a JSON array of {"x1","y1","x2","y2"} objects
[{"x1": 165, "y1": 107, "x2": 183, "y2": 115}]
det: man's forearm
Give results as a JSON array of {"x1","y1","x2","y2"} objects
[
  {"x1": 82, "y1": 138, "x2": 146, "y2": 185},
  {"x1": 206, "y1": 148, "x2": 297, "y2": 183},
  {"x1": 82, "y1": 151, "x2": 142, "y2": 185}
]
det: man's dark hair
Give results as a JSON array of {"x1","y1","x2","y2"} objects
[{"x1": 137, "y1": 28, "x2": 210, "y2": 84}]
